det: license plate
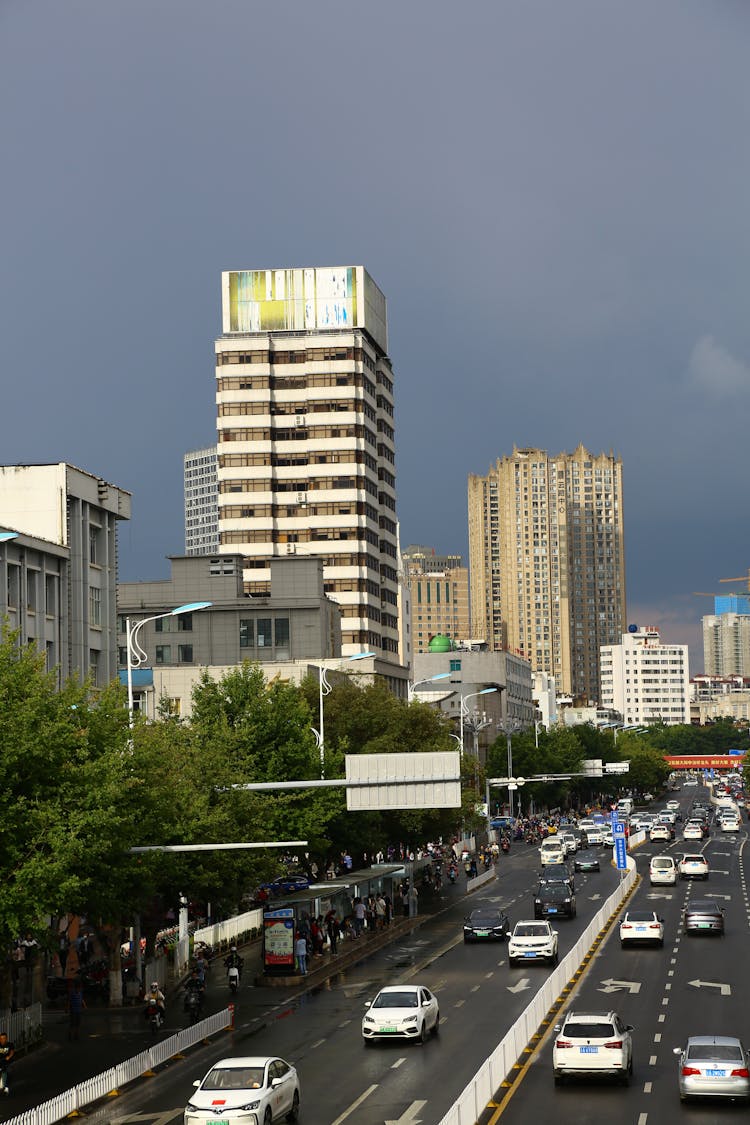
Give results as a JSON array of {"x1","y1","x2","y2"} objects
[
  {"x1": 580, "y1": 1046, "x2": 598, "y2": 1054},
  {"x1": 475, "y1": 930, "x2": 489, "y2": 936},
  {"x1": 698, "y1": 922, "x2": 712, "y2": 928},
  {"x1": 547, "y1": 907, "x2": 558, "y2": 913},
  {"x1": 635, "y1": 926, "x2": 647, "y2": 933},
  {"x1": 379, "y1": 1026, "x2": 397, "y2": 1033},
  {"x1": 523, "y1": 951, "x2": 537, "y2": 957},
  {"x1": 207, "y1": 1120, "x2": 230, "y2": 1125},
  {"x1": 706, "y1": 1069, "x2": 726, "y2": 1077}
]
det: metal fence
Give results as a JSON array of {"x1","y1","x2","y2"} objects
[
  {"x1": 2, "y1": 1008, "x2": 232, "y2": 1125},
  {"x1": 0, "y1": 1004, "x2": 43, "y2": 1051},
  {"x1": 192, "y1": 907, "x2": 263, "y2": 952}
]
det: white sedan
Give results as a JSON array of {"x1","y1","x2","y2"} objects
[
  {"x1": 184, "y1": 1056, "x2": 300, "y2": 1124},
  {"x1": 620, "y1": 910, "x2": 665, "y2": 947},
  {"x1": 508, "y1": 919, "x2": 559, "y2": 966},
  {"x1": 679, "y1": 853, "x2": 709, "y2": 880},
  {"x1": 362, "y1": 985, "x2": 440, "y2": 1046},
  {"x1": 683, "y1": 823, "x2": 704, "y2": 842},
  {"x1": 666, "y1": 799, "x2": 680, "y2": 812}
]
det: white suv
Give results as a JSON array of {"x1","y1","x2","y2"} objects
[
  {"x1": 508, "y1": 920, "x2": 558, "y2": 966},
  {"x1": 553, "y1": 1010, "x2": 634, "y2": 1086}
]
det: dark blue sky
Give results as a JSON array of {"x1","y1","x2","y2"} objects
[{"x1": 2, "y1": 0, "x2": 749, "y2": 667}]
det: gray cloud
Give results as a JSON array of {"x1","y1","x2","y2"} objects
[{"x1": 688, "y1": 336, "x2": 750, "y2": 396}]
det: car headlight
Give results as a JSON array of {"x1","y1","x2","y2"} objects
[
  {"x1": 404, "y1": 1015, "x2": 418, "y2": 1024},
  {"x1": 564, "y1": 898, "x2": 571, "y2": 904},
  {"x1": 241, "y1": 1100, "x2": 261, "y2": 1111},
  {"x1": 534, "y1": 899, "x2": 542, "y2": 906},
  {"x1": 364, "y1": 1016, "x2": 375, "y2": 1024},
  {"x1": 186, "y1": 1103, "x2": 198, "y2": 1112}
]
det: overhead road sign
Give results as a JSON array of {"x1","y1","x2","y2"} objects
[{"x1": 345, "y1": 751, "x2": 461, "y2": 811}]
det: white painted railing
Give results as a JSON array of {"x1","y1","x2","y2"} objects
[
  {"x1": 193, "y1": 907, "x2": 263, "y2": 951},
  {"x1": 436, "y1": 853, "x2": 638, "y2": 1125},
  {"x1": 0, "y1": 1004, "x2": 43, "y2": 1049},
  {"x1": 2, "y1": 1008, "x2": 232, "y2": 1125}
]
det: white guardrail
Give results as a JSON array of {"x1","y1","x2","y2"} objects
[
  {"x1": 0, "y1": 1004, "x2": 43, "y2": 1051},
  {"x1": 193, "y1": 907, "x2": 263, "y2": 951},
  {"x1": 435, "y1": 834, "x2": 643, "y2": 1125},
  {"x1": 3, "y1": 1008, "x2": 232, "y2": 1125}
]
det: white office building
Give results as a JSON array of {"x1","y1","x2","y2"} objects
[
  {"x1": 599, "y1": 625, "x2": 690, "y2": 726},
  {"x1": 214, "y1": 266, "x2": 399, "y2": 660},
  {"x1": 184, "y1": 446, "x2": 219, "y2": 554}
]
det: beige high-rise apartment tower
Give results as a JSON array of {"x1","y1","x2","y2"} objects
[
  {"x1": 468, "y1": 445, "x2": 626, "y2": 701},
  {"x1": 214, "y1": 266, "x2": 399, "y2": 659}
]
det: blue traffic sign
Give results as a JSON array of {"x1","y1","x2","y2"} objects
[
  {"x1": 612, "y1": 821, "x2": 626, "y2": 839},
  {"x1": 614, "y1": 835, "x2": 628, "y2": 870}
]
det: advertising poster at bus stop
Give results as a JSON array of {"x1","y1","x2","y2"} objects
[{"x1": 263, "y1": 907, "x2": 295, "y2": 972}]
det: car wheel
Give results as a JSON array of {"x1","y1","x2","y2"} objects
[
  {"x1": 550, "y1": 951, "x2": 558, "y2": 966},
  {"x1": 571, "y1": 907, "x2": 577, "y2": 918},
  {"x1": 433, "y1": 1011, "x2": 440, "y2": 1036},
  {"x1": 363, "y1": 1037, "x2": 374, "y2": 1048},
  {"x1": 286, "y1": 1090, "x2": 300, "y2": 1123},
  {"x1": 420, "y1": 1020, "x2": 429, "y2": 1045},
  {"x1": 553, "y1": 1071, "x2": 564, "y2": 1086},
  {"x1": 264, "y1": 1109, "x2": 273, "y2": 1125}
]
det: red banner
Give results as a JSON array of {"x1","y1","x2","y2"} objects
[{"x1": 664, "y1": 755, "x2": 744, "y2": 770}]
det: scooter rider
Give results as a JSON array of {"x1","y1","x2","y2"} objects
[
  {"x1": 224, "y1": 944, "x2": 244, "y2": 979},
  {"x1": 184, "y1": 967, "x2": 205, "y2": 1011},
  {"x1": 0, "y1": 1031, "x2": 15, "y2": 1093},
  {"x1": 144, "y1": 981, "x2": 166, "y2": 1021}
]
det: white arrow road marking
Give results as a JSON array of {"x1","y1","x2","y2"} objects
[
  {"x1": 647, "y1": 893, "x2": 673, "y2": 900},
  {"x1": 709, "y1": 869, "x2": 730, "y2": 875},
  {"x1": 688, "y1": 979, "x2": 731, "y2": 996},
  {"x1": 386, "y1": 1100, "x2": 427, "y2": 1125},
  {"x1": 713, "y1": 851, "x2": 731, "y2": 856},
  {"x1": 507, "y1": 977, "x2": 531, "y2": 994},
  {"x1": 589, "y1": 894, "x2": 602, "y2": 900},
  {"x1": 331, "y1": 1085, "x2": 378, "y2": 1125},
  {"x1": 597, "y1": 979, "x2": 642, "y2": 995},
  {"x1": 704, "y1": 893, "x2": 732, "y2": 901}
]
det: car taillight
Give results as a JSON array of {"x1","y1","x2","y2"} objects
[
  {"x1": 556, "y1": 1039, "x2": 572, "y2": 1049},
  {"x1": 621, "y1": 924, "x2": 632, "y2": 929},
  {"x1": 731, "y1": 1068, "x2": 749, "y2": 1078},
  {"x1": 649, "y1": 924, "x2": 660, "y2": 929},
  {"x1": 605, "y1": 1041, "x2": 623, "y2": 1049},
  {"x1": 682, "y1": 1066, "x2": 701, "y2": 1076}
]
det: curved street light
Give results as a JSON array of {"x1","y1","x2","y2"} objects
[
  {"x1": 126, "y1": 601, "x2": 212, "y2": 726},
  {"x1": 0, "y1": 531, "x2": 20, "y2": 543},
  {"x1": 407, "y1": 671, "x2": 451, "y2": 703},
  {"x1": 311, "y1": 652, "x2": 375, "y2": 778},
  {"x1": 459, "y1": 687, "x2": 498, "y2": 758}
]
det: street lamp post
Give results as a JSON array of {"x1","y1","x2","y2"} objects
[
  {"x1": 311, "y1": 652, "x2": 375, "y2": 779},
  {"x1": 459, "y1": 688, "x2": 498, "y2": 758},
  {"x1": 125, "y1": 601, "x2": 212, "y2": 726},
  {"x1": 498, "y1": 718, "x2": 526, "y2": 819},
  {"x1": 407, "y1": 671, "x2": 451, "y2": 703}
]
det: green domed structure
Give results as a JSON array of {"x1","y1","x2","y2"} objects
[{"x1": 428, "y1": 634, "x2": 454, "y2": 653}]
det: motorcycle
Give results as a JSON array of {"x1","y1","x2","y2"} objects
[
  {"x1": 448, "y1": 866, "x2": 457, "y2": 884},
  {"x1": 145, "y1": 997, "x2": 164, "y2": 1036},
  {"x1": 501, "y1": 838, "x2": 510, "y2": 854},
  {"x1": 184, "y1": 988, "x2": 204, "y2": 1025},
  {"x1": 227, "y1": 964, "x2": 240, "y2": 994}
]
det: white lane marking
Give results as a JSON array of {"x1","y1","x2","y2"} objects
[
  {"x1": 339, "y1": 1019, "x2": 352, "y2": 1027},
  {"x1": 644, "y1": 1081, "x2": 653, "y2": 1093},
  {"x1": 658, "y1": 1014, "x2": 666, "y2": 1023},
  {"x1": 392, "y1": 1058, "x2": 406, "y2": 1069},
  {"x1": 668, "y1": 970, "x2": 674, "y2": 977},
  {"x1": 485, "y1": 971, "x2": 494, "y2": 979},
  {"x1": 330, "y1": 1085, "x2": 378, "y2": 1125},
  {"x1": 662, "y1": 997, "x2": 669, "y2": 1005},
  {"x1": 471, "y1": 985, "x2": 480, "y2": 992},
  {"x1": 649, "y1": 1055, "x2": 657, "y2": 1065},
  {"x1": 665, "y1": 983, "x2": 671, "y2": 990},
  {"x1": 638, "y1": 1114, "x2": 648, "y2": 1125},
  {"x1": 454, "y1": 999, "x2": 465, "y2": 1007},
  {"x1": 311, "y1": 1038, "x2": 326, "y2": 1049},
  {"x1": 654, "y1": 1033, "x2": 661, "y2": 1043}
]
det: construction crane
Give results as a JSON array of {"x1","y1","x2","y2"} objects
[{"x1": 719, "y1": 570, "x2": 750, "y2": 593}]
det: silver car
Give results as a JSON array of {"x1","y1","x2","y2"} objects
[{"x1": 674, "y1": 1036, "x2": 750, "y2": 1103}]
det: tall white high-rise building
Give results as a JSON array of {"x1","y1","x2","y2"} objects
[
  {"x1": 599, "y1": 625, "x2": 690, "y2": 725},
  {"x1": 214, "y1": 266, "x2": 399, "y2": 659},
  {"x1": 184, "y1": 446, "x2": 219, "y2": 554}
]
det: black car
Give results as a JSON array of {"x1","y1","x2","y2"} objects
[
  {"x1": 463, "y1": 908, "x2": 511, "y2": 942},
  {"x1": 538, "y1": 863, "x2": 575, "y2": 891},
  {"x1": 684, "y1": 899, "x2": 725, "y2": 936},
  {"x1": 574, "y1": 849, "x2": 601, "y2": 872},
  {"x1": 534, "y1": 882, "x2": 576, "y2": 919}
]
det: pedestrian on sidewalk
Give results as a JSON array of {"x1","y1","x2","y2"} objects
[
  {"x1": 67, "y1": 978, "x2": 86, "y2": 1041},
  {"x1": 295, "y1": 933, "x2": 308, "y2": 976},
  {"x1": 325, "y1": 910, "x2": 338, "y2": 954}
]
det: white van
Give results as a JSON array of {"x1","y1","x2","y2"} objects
[
  {"x1": 616, "y1": 798, "x2": 634, "y2": 817},
  {"x1": 540, "y1": 839, "x2": 566, "y2": 866},
  {"x1": 649, "y1": 855, "x2": 677, "y2": 885}
]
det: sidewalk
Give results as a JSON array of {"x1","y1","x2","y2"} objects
[{"x1": 2, "y1": 881, "x2": 472, "y2": 1119}]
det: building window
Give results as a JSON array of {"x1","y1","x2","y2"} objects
[
  {"x1": 177, "y1": 614, "x2": 193, "y2": 631},
  {"x1": 275, "y1": 617, "x2": 290, "y2": 659},
  {"x1": 450, "y1": 659, "x2": 462, "y2": 672},
  {"x1": 7, "y1": 565, "x2": 20, "y2": 608},
  {"x1": 118, "y1": 646, "x2": 127, "y2": 666},
  {"x1": 155, "y1": 645, "x2": 171, "y2": 664},
  {"x1": 178, "y1": 645, "x2": 193, "y2": 663},
  {"x1": 89, "y1": 525, "x2": 101, "y2": 565},
  {"x1": 45, "y1": 575, "x2": 57, "y2": 617},
  {"x1": 89, "y1": 587, "x2": 102, "y2": 627},
  {"x1": 89, "y1": 649, "x2": 99, "y2": 686},
  {"x1": 239, "y1": 619, "x2": 254, "y2": 648},
  {"x1": 257, "y1": 619, "x2": 272, "y2": 647}
]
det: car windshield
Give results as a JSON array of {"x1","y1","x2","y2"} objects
[
  {"x1": 652, "y1": 859, "x2": 673, "y2": 869},
  {"x1": 683, "y1": 855, "x2": 705, "y2": 862},
  {"x1": 626, "y1": 912, "x2": 656, "y2": 922},
  {"x1": 565, "y1": 1022, "x2": 616, "y2": 1039},
  {"x1": 372, "y1": 991, "x2": 418, "y2": 1009},
  {"x1": 687, "y1": 1044, "x2": 742, "y2": 1062},
  {"x1": 203, "y1": 1067, "x2": 265, "y2": 1090},
  {"x1": 515, "y1": 924, "x2": 548, "y2": 937},
  {"x1": 542, "y1": 885, "x2": 569, "y2": 899},
  {"x1": 469, "y1": 912, "x2": 499, "y2": 924},
  {"x1": 687, "y1": 902, "x2": 718, "y2": 914}
]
